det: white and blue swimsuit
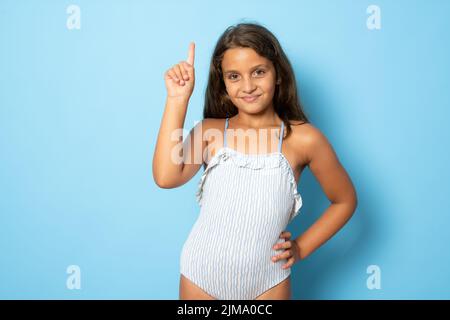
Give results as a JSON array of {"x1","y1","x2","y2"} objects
[{"x1": 180, "y1": 117, "x2": 302, "y2": 299}]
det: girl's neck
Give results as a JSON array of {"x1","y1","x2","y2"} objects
[{"x1": 231, "y1": 110, "x2": 281, "y2": 130}]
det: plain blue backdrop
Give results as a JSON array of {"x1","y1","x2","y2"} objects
[{"x1": 1, "y1": 0, "x2": 449, "y2": 299}]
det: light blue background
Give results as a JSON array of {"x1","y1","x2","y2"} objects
[{"x1": 1, "y1": 0, "x2": 449, "y2": 299}]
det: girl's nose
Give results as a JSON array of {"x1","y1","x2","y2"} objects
[{"x1": 241, "y1": 77, "x2": 257, "y2": 92}]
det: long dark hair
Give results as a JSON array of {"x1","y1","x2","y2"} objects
[{"x1": 203, "y1": 22, "x2": 310, "y2": 138}]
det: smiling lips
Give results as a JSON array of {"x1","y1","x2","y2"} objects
[{"x1": 242, "y1": 95, "x2": 260, "y2": 102}]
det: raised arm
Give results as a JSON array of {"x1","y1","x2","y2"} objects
[{"x1": 153, "y1": 42, "x2": 205, "y2": 188}]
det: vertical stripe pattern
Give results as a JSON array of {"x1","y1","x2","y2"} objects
[{"x1": 180, "y1": 118, "x2": 303, "y2": 299}]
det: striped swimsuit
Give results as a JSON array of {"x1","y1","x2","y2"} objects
[{"x1": 180, "y1": 117, "x2": 302, "y2": 300}]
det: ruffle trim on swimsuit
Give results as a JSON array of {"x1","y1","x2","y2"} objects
[
  {"x1": 290, "y1": 188, "x2": 303, "y2": 223},
  {"x1": 196, "y1": 147, "x2": 303, "y2": 222}
]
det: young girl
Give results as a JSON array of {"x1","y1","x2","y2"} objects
[{"x1": 153, "y1": 23, "x2": 357, "y2": 300}]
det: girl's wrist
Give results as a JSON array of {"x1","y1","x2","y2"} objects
[
  {"x1": 294, "y1": 237, "x2": 305, "y2": 260},
  {"x1": 166, "y1": 95, "x2": 190, "y2": 103}
]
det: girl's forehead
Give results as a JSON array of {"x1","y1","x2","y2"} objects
[{"x1": 222, "y1": 47, "x2": 270, "y2": 67}]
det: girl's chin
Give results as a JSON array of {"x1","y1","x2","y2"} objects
[{"x1": 236, "y1": 104, "x2": 271, "y2": 115}]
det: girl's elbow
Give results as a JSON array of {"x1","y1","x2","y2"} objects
[
  {"x1": 347, "y1": 193, "x2": 358, "y2": 216},
  {"x1": 153, "y1": 169, "x2": 176, "y2": 189},
  {"x1": 154, "y1": 176, "x2": 178, "y2": 189}
]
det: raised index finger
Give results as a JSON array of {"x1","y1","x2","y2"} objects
[{"x1": 186, "y1": 42, "x2": 195, "y2": 66}]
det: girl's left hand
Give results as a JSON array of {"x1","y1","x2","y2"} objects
[{"x1": 272, "y1": 231, "x2": 301, "y2": 269}]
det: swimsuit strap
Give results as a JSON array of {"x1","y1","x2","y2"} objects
[
  {"x1": 278, "y1": 121, "x2": 285, "y2": 153},
  {"x1": 224, "y1": 117, "x2": 229, "y2": 148}
]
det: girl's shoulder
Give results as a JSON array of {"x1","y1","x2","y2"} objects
[
  {"x1": 285, "y1": 120, "x2": 331, "y2": 165},
  {"x1": 287, "y1": 119, "x2": 323, "y2": 142},
  {"x1": 287, "y1": 119, "x2": 313, "y2": 135},
  {"x1": 286, "y1": 120, "x2": 334, "y2": 165},
  {"x1": 196, "y1": 118, "x2": 227, "y2": 148}
]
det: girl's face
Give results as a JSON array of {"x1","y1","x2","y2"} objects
[{"x1": 221, "y1": 47, "x2": 278, "y2": 115}]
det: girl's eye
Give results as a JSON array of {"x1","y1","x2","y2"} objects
[{"x1": 228, "y1": 69, "x2": 266, "y2": 80}]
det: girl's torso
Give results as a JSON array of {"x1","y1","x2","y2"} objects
[{"x1": 180, "y1": 116, "x2": 305, "y2": 300}]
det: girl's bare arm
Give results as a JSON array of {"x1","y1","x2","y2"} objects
[
  {"x1": 153, "y1": 42, "x2": 205, "y2": 188},
  {"x1": 295, "y1": 125, "x2": 358, "y2": 259}
]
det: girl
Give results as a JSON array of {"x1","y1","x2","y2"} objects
[{"x1": 153, "y1": 23, "x2": 357, "y2": 300}]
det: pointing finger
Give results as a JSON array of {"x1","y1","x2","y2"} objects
[{"x1": 186, "y1": 42, "x2": 195, "y2": 66}]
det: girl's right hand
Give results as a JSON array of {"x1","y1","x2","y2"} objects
[{"x1": 164, "y1": 42, "x2": 195, "y2": 99}]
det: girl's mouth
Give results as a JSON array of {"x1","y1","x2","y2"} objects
[{"x1": 242, "y1": 95, "x2": 260, "y2": 103}]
